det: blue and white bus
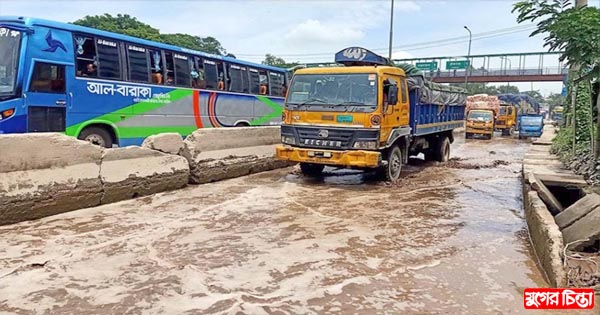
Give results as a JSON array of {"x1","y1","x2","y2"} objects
[{"x1": 0, "y1": 16, "x2": 287, "y2": 147}]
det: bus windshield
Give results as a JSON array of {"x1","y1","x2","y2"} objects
[
  {"x1": 286, "y1": 73, "x2": 377, "y2": 109},
  {"x1": 0, "y1": 27, "x2": 21, "y2": 98},
  {"x1": 468, "y1": 110, "x2": 493, "y2": 122}
]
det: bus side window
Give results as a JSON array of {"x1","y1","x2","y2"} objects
[
  {"x1": 203, "y1": 59, "x2": 218, "y2": 89},
  {"x1": 149, "y1": 49, "x2": 163, "y2": 84},
  {"x1": 127, "y1": 44, "x2": 150, "y2": 83},
  {"x1": 249, "y1": 68, "x2": 260, "y2": 94},
  {"x1": 29, "y1": 62, "x2": 65, "y2": 93},
  {"x1": 216, "y1": 61, "x2": 225, "y2": 90},
  {"x1": 96, "y1": 38, "x2": 121, "y2": 80},
  {"x1": 173, "y1": 53, "x2": 191, "y2": 87},
  {"x1": 164, "y1": 52, "x2": 175, "y2": 85},
  {"x1": 258, "y1": 69, "x2": 268, "y2": 95},
  {"x1": 269, "y1": 71, "x2": 283, "y2": 97},
  {"x1": 226, "y1": 63, "x2": 248, "y2": 93},
  {"x1": 193, "y1": 57, "x2": 206, "y2": 89},
  {"x1": 74, "y1": 35, "x2": 97, "y2": 77}
]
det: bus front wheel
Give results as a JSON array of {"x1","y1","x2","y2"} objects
[{"x1": 78, "y1": 126, "x2": 114, "y2": 148}]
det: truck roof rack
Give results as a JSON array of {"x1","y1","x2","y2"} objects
[{"x1": 334, "y1": 47, "x2": 394, "y2": 67}]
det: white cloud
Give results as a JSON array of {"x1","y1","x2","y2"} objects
[
  {"x1": 392, "y1": 50, "x2": 413, "y2": 60},
  {"x1": 284, "y1": 19, "x2": 364, "y2": 45}
]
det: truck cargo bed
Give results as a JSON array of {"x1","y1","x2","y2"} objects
[{"x1": 409, "y1": 90, "x2": 465, "y2": 136}]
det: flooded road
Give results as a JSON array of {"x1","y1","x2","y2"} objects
[{"x1": 0, "y1": 135, "x2": 597, "y2": 314}]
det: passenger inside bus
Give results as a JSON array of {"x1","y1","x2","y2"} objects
[
  {"x1": 152, "y1": 71, "x2": 163, "y2": 84},
  {"x1": 192, "y1": 68, "x2": 206, "y2": 89},
  {"x1": 79, "y1": 63, "x2": 97, "y2": 77},
  {"x1": 217, "y1": 73, "x2": 225, "y2": 90},
  {"x1": 259, "y1": 74, "x2": 268, "y2": 95}
]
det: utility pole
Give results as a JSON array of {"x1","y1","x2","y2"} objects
[
  {"x1": 464, "y1": 26, "x2": 472, "y2": 90},
  {"x1": 388, "y1": 0, "x2": 394, "y2": 60}
]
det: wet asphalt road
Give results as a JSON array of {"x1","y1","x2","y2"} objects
[{"x1": 0, "y1": 135, "x2": 597, "y2": 314}]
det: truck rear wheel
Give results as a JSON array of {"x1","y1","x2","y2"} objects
[
  {"x1": 382, "y1": 145, "x2": 403, "y2": 182},
  {"x1": 300, "y1": 163, "x2": 324, "y2": 177},
  {"x1": 432, "y1": 137, "x2": 450, "y2": 162}
]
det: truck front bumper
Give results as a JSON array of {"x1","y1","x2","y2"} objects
[
  {"x1": 466, "y1": 127, "x2": 493, "y2": 135},
  {"x1": 275, "y1": 145, "x2": 381, "y2": 168}
]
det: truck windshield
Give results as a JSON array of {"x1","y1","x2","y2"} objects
[
  {"x1": 468, "y1": 111, "x2": 493, "y2": 122},
  {"x1": 286, "y1": 73, "x2": 377, "y2": 108},
  {"x1": 521, "y1": 116, "x2": 543, "y2": 125},
  {"x1": 499, "y1": 106, "x2": 508, "y2": 115},
  {"x1": 0, "y1": 27, "x2": 22, "y2": 98}
]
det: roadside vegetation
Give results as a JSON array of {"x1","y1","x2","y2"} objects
[{"x1": 513, "y1": 0, "x2": 600, "y2": 183}]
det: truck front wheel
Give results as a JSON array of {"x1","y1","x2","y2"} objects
[
  {"x1": 382, "y1": 145, "x2": 403, "y2": 182},
  {"x1": 300, "y1": 163, "x2": 324, "y2": 177}
]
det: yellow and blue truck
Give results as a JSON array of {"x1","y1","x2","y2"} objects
[{"x1": 275, "y1": 47, "x2": 466, "y2": 182}]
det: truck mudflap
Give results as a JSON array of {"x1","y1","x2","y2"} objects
[{"x1": 275, "y1": 145, "x2": 381, "y2": 168}]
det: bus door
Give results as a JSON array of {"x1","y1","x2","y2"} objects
[{"x1": 25, "y1": 61, "x2": 71, "y2": 132}]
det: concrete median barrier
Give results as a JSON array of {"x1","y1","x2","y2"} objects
[
  {"x1": 183, "y1": 126, "x2": 292, "y2": 184},
  {"x1": 0, "y1": 133, "x2": 190, "y2": 226},
  {"x1": 0, "y1": 133, "x2": 103, "y2": 225},
  {"x1": 100, "y1": 147, "x2": 189, "y2": 204},
  {"x1": 0, "y1": 126, "x2": 290, "y2": 225}
]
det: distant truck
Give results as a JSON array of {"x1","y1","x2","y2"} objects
[
  {"x1": 518, "y1": 114, "x2": 544, "y2": 139},
  {"x1": 275, "y1": 47, "x2": 466, "y2": 182},
  {"x1": 495, "y1": 103, "x2": 517, "y2": 136},
  {"x1": 551, "y1": 106, "x2": 564, "y2": 126},
  {"x1": 465, "y1": 94, "x2": 500, "y2": 140}
]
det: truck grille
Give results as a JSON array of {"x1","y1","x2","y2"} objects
[
  {"x1": 281, "y1": 125, "x2": 379, "y2": 150},
  {"x1": 297, "y1": 127, "x2": 354, "y2": 148}
]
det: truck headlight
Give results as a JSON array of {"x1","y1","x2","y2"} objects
[
  {"x1": 353, "y1": 141, "x2": 377, "y2": 150},
  {"x1": 281, "y1": 136, "x2": 296, "y2": 145}
]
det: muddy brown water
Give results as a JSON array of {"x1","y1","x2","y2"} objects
[{"x1": 1, "y1": 135, "x2": 598, "y2": 314}]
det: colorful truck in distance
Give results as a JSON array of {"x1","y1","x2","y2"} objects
[
  {"x1": 275, "y1": 47, "x2": 466, "y2": 182},
  {"x1": 465, "y1": 94, "x2": 499, "y2": 140},
  {"x1": 518, "y1": 114, "x2": 544, "y2": 139},
  {"x1": 496, "y1": 103, "x2": 518, "y2": 136}
]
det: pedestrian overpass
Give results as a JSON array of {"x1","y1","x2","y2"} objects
[{"x1": 304, "y1": 51, "x2": 567, "y2": 83}]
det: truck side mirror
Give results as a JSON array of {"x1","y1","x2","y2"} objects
[{"x1": 387, "y1": 86, "x2": 398, "y2": 105}]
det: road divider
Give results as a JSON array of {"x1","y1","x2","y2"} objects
[
  {"x1": 183, "y1": 126, "x2": 292, "y2": 184},
  {"x1": 0, "y1": 127, "x2": 292, "y2": 225}
]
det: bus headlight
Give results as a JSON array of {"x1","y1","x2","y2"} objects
[
  {"x1": 353, "y1": 141, "x2": 377, "y2": 150},
  {"x1": 281, "y1": 136, "x2": 296, "y2": 145}
]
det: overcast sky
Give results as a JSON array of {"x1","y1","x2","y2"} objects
[{"x1": 3, "y1": 0, "x2": 598, "y2": 95}]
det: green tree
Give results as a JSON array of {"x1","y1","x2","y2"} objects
[
  {"x1": 523, "y1": 90, "x2": 543, "y2": 100},
  {"x1": 73, "y1": 14, "x2": 161, "y2": 41},
  {"x1": 262, "y1": 54, "x2": 299, "y2": 69},
  {"x1": 546, "y1": 92, "x2": 566, "y2": 112},
  {"x1": 73, "y1": 14, "x2": 229, "y2": 55},
  {"x1": 496, "y1": 85, "x2": 520, "y2": 94},
  {"x1": 513, "y1": 1, "x2": 600, "y2": 155}
]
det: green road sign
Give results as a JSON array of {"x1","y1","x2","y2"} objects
[
  {"x1": 446, "y1": 60, "x2": 470, "y2": 70},
  {"x1": 415, "y1": 61, "x2": 438, "y2": 71}
]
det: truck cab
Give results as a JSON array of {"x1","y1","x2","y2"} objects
[
  {"x1": 276, "y1": 47, "x2": 466, "y2": 182},
  {"x1": 465, "y1": 109, "x2": 495, "y2": 140},
  {"x1": 496, "y1": 104, "x2": 517, "y2": 136}
]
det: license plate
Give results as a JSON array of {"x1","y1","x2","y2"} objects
[{"x1": 307, "y1": 151, "x2": 332, "y2": 158}]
